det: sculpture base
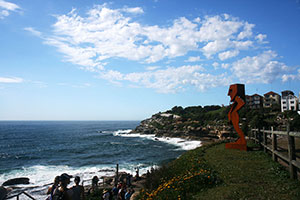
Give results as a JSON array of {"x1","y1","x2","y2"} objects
[{"x1": 225, "y1": 142, "x2": 247, "y2": 151}]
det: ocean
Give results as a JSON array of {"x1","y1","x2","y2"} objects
[{"x1": 0, "y1": 121, "x2": 201, "y2": 199}]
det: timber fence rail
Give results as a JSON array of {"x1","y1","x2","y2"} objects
[
  {"x1": 5, "y1": 191, "x2": 36, "y2": 200},
  {"x1": 250, "y1": 124, "x2": 300, "y2": 180}
]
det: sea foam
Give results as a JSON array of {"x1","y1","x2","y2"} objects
[{"x1": 113, "y1": 130, "x2": 202, "y2": 150}]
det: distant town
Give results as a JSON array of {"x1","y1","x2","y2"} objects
[{"x1": 245, "y1": 90, "x2": 300, "y2": 114}]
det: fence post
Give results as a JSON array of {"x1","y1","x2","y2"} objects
[
  {"x1": 287, "y1": 123, "x2": 297, "y2": 179},
  {"x1": 271, "y1": 127, "x2": 278, "y2": 162},
  {"x1": 258, "y1": 128, "x2": 262, "y2": 148},
  {"x1": 115, "y1": 164, "x2": 119, "y2": 184},
  {"x1": 263, "y1": 127, "x2": 267, "y2": 153}
]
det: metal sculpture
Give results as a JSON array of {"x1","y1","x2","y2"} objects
[{"x1": 226, "y1": 84, "x2": 247, "y2": 151}]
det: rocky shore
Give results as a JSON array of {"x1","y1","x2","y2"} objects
[{"x1": 130, "y1": 110, "x2": 231, "y2": 144}]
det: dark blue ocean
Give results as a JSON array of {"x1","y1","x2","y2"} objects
[{"x1": 0, "y1": 121, "x2": 201, "y2": 199}]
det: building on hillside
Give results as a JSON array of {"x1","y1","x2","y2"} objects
[
  {"x1": 263, "y1": 91, "x2": 281, "y2": 108},
  {"x1": 246, "y1": 94, "x2": 263, "y2": 109},
  {"x1": 281, "y1": 90, "x2": 298, "y2": 112}
]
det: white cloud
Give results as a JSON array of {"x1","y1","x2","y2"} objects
[
  {"x1": 232, "y1": 50, "x2": 289, "y2": 83},
  {"x1": 24, "y1": 27, "x2": 42, "y2": 37},
  {"x1": 218, "y1": 50, "x2": 239, "y2": 60},
  {"x1": 0, "y1": 0, "x2": 20, "y2": 19},
  {"x1": 255, "y1": 34, "x2": 268, "y2": 44},
  {"x1": 282, "y1": 69, "x2": 300, "y2": 82},
  {"x1": 99, "y1": 65, "x2": 230, "y2": 93},
  {"x1": 185, "y1": 56, "x2": 202, "y2": 62},
  {"x1": 221, "y1": 63, "x2": 230, "y2": 69},
  {"x1": 146, "y1": 66, "x2": 160, "y2": 71},
  {"x1": 29, "y1": 4, "x2": 291, "y2": 93},
  {"x1": 202, "y1": 40, "x2": 232, "y2": 58},
  {"x1": 237, "y1": 22, "x2": 255, "y2": 40},
  {"x1": 122, "y1": 7, "x2": 144, "y2": 14},
  {"x1": 212, "y1": 62, "x2": 219, "y2": 69},
  {"x1": 42, "y1": 6, "x2": 262, "y2": 70},
  {"x1": 0, "y1": 77, "x2": 23, "y2": 83}
]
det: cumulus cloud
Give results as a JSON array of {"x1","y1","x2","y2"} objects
[
  {"x1": 255, "y1": 34, "x2": 268, "y2": 43},
  {"x1": 185, "y1": 56, "x2": 202, "y2": 62},
  {"x1": 282, "y1": 68, "x2": 300, "y2": 82},
  {"x1": 232, "y1": 50, "x2": 289, "y2": 83},
  {"x1": 0, "y1": 77, "x2": 23, "y2": 83},
  {"x1": 218, "y1": 50, "x2": 239, "y2": 60},
  {"x1": 29, "y1": 4, "x2": 292, "y2": 93},
  {"x1": 0, "y1": 0, "x2": 20, "y2": 19},
  {"x1": 43, "y1": 5, "x2": 262, "y2": 69},
  {"x1": 212, "y1": 62, "x2": 219, "y2": 69}
]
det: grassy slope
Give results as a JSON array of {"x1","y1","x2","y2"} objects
[
  {"x1": 195, "y1": 142, "x2": 300, "y2": 200},
  {"x1": 137, "y1": 141, "x2": 300, "y2": 200}
]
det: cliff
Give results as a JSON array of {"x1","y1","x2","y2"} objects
[{"x1": 131, "y1": 105, "x2": 232, "y2": 140}]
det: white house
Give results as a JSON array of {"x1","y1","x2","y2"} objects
[{"x1": 281, "y1": 90, "x2": 298, "y2": 112}]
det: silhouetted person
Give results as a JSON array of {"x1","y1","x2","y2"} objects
[
  {"x1": 71, "y1": 176, "x2": 85, "y2": 200},
  {"x1": 46, "y1": 176, "x2": 60, "y2": 200}
]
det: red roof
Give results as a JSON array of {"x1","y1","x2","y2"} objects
[{"x1": 264, "y1": 91, "x2": 279, "y2": 96}]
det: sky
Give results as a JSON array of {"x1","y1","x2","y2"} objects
[{"x1": 0, "y1": 0, "x2": 300, "y2": 120}]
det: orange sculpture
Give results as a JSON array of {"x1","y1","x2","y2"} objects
[{"x1": 226, "y1": 84, "x2": 247, "y2": 151}]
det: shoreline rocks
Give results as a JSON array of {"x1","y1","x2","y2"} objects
[{"x1": 2, "y1": 177, "x2": 30, "y2": 186}]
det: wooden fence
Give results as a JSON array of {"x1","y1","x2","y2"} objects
[
  {"x1": 5, "y1": 191, "x2": 35, "y2": 200},
  {"x1": 250, "y1": 124, "x2": 300, "y2": 180}
]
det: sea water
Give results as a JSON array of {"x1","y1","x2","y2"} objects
[{"x1": 0, "y1": 121, "x2": 201, "y2": 199}]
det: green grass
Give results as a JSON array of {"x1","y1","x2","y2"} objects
[{"x1": 137, "y1": 141, "x2": 300, "y2": 200}]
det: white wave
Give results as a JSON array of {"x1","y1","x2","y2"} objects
[
  {"x1": 113, "y1": 129, "x2": 133, "y2": 135},
  {"x1": 0, "y1": 162, "x2": 157, "y2": 199},
  {"x1": 114, "y1": 132, "x2": 201, "y2": 150}
]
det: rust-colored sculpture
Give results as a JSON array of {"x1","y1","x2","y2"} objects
[{"x1": 226, "y1": 84, "x2": 247, "y2": 151}]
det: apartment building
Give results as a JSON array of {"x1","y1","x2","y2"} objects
[
  {"x1": 263, "y1": 91, "x2": 281, "y2": 108},
  {"x1": 246, "y1": 94, "x2": 263, "y2": 109},
  {"x1": 281, "y1": 90, "x2": 298, "y2": 112}
]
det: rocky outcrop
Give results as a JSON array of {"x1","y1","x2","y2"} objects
[
  {"x1": 2, "y1": 177, "x2": 30, "y2": 186},
  {"x1": 131, "y1": 112, "x2": 228, "y2": 140}
]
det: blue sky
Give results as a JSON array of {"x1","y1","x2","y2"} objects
[{"x1": 0, "y1": 0, "x2": 300, "y2": 120}]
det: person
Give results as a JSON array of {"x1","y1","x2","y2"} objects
[
  {"x1": 124, "y1": 188, "x2": 134, "y2": 200},
  {"x1": 102, "y1": 189, "x2": 110, "y2": 200},
  {"x1": 46, "y1": 176, "x2": 60, "y2": 200},
  {"x1": 117, "y1": 185, "x2": 126, "y2": 200},
  {"x1": 0, "y1": 186, "x2": 8, "y2": 200},
  {"x1": 52, "y1": 173, "x2": 73, "y2": 200},
  {"x1": 71, "y1": 176, "x2": 85, "y2": 200},
  {"x1": 126, "y1": 174, "x2": 132, "y2": 187},
  {"x1": 112, "y1": 185, "x2": 119, "y2": 200}
]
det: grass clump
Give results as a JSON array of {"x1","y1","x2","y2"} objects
[{"x1": 137, "y1": 143, "x2": 221, "y2": 200}]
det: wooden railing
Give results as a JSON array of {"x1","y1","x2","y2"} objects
[
  {"x1": 250, "y1": 125, "x2": 300, "y2": 180},
  {"x1": 5, "y1": 191, "x2": 36, "y2": 200}
]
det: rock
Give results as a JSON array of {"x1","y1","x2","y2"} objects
[{"x1": 2, "y1": 177, "x2": 30, "y2": 186}]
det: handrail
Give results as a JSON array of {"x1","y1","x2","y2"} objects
[
  {"x1": 250, "y1": 125, "x2": 300, "y2": 180},
  {"x1": 6, "y1": 191, "x2": 36, "y2": 200}
]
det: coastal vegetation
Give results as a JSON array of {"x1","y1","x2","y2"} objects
[{"x1": 137, "y1": 141, "x2": 300, "y2": 200}]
